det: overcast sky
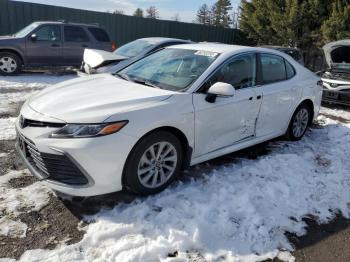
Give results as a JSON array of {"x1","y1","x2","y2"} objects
[{"x1": 15, "y1": 0, "x2": 240, "y2": 23}]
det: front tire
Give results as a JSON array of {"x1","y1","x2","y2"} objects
[
  {"x1": 0, "y1": 52, "x2": 22, "y2": 76},
  {"x1": 123, "y1": 131, "x2": 183, "y2": 195},
  {"x1": 286, "y1": 103, "x2": 311, "y2": 141}
]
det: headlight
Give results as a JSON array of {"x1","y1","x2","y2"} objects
[{"x1": 50, "y1": 121, "x2": 128, "y2": 138}]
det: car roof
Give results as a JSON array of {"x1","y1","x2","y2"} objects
[
  {"x1": 168, "y1": 42, "x2": 251, "y2": 54},
  {"x1": 261, "y1": 45, "x2": 300, "y2": 51},
  {"x1": 33, "y1": 21, "x2": 101, "y2": 27},
  {"x1": 138, "y1": 37, "x2": 192, "y2": 44}
]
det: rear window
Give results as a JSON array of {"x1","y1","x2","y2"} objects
[
  {"x1": 114, "y1": 39, "x2": 156, "y2": 58},
  {"x1": 285, "y1": 60, "x2": 295, "y2": 79},
  {"x1": 64, "y1": 26, "x2": 89, "y2": 42},
  {"x1": 283, "y1": 50, "x2": 301, "y2": 61},
  {"x1": 88, "y1": 27, "x2": 110, "y2": 42}
]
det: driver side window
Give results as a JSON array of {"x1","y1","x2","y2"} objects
[
  {"x1": 34, "y1": 25, "x2": 61, "y2": 42},
  {"x1": 201, "y1": 53, "x2": 256, "y2": 93}
]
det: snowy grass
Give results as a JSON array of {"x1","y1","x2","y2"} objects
[
  {"x1": 0, "y1": 73, "x2": 75, "y2": 90},
  {"x1": 0, "y1": 171, "x2": 52, "y2": 244},
  {"x1": 0, "y1": 118, "x2": 17, "y2": 140},
  {"x1": 0, "y1": 217, "x2": 28, "y2": 239},
  {"x1": 1, "y1": 74, "x2": 350, "y2": 261},
  {"x1": 0, "y1": 92, "x2": 33, "y2": 115},
  {"x1": 0, "y1": 73, "x2": 76, "y2": 117},
  {"x1": 320, "y1": 106, "x2": 350, "y2": 121},
  {"x1": 0, "y1": 170, "x2": 52, "y2": 216},
  {"x1": 16, "y1": 115, "x2": 350, "y2": 262}
]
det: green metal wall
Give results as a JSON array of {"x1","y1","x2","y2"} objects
[{"x1": 0, "y1": 0, "x2": 245, "y2": 46}]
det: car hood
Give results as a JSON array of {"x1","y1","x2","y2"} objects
[
  {"x1": 323, "y1": 39, "x2": 350, "y2": 69},
  {"x1": 83, "y1": 49, "x2": 128, "y2": 68},
  {"x1": 28, "y1": 74, "x2": 174, "y2": 123}
]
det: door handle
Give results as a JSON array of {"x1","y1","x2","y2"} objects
[
  {"x1": 249, "y1": 97, "x2": 253, "y2": 100},
  {"x1": 51, "y1": 44, "x2": 60, "y2": 47},
  {"x1": 257, "y1": 95, "x2": 262, "y2": 100}
]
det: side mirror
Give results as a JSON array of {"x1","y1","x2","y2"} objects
[
  {"x1": 30, "y1": 34, "x2": 37, "y2": 41},
  {"x1": 206, "y1": 82, "x2": 235, "y2": 103}
]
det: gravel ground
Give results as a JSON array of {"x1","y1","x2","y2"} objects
[{"x1": 0, "y1": 74, "x2": 350, "y2": 261}]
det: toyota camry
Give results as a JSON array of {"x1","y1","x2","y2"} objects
[{"x1": 16, "y1": 43, "x2": 322, "y2": 196}]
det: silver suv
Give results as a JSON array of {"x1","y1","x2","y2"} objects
[{"x1": 0, "y1": 21, "x2": 114, "y2": 75}]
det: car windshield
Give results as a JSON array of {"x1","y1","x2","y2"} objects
[
  {"x1": 14, "y1": 22, "x2": 39, "y2": 37},
  {"x1": 114, "y1": 39, "x2": 157, "y2": 58},
  {"x1": 117, "y1": 48, "x2": 218, "y2": 91}
]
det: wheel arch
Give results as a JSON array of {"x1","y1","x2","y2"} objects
[
  {"x1": 284, "y1": 98, "x2": 315, "y2": 136},
  {"x1": 299, "y1": 99, "x2": 315, "y2": 126},
  {"x1": 0, "y1": 48, "x2": 24, "y2": 65},
  {"x1": 121, "y1": 126, "x2": 193, "y2": 188}
]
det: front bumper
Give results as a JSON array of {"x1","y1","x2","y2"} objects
[
  {"x1": 321, "y1": 77, "x2": 350, "y2": 106},
  {"x1": 322, "y1": 89, "x2": 350, "y2": 106},
  {"x1": 15, "y1": 117, "x2": 138, "y2": 196}
]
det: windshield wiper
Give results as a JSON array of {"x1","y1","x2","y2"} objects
[
  {"x1": 116, "y1": 73, "x2": 132, "y2": 82},
  {"x1": 116, "y1": 73, "x2": 161, "y2": 88},
  {"x1": 133, "y1": 78, "x2": 161, "y2": 89}
]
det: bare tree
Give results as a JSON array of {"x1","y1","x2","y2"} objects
[
  {"x1": 146, "y1": 6, "x2": 159, "y2": 19},
  {"x1": 113, "y1": 9, "x2": 124, "y2": 15},
  {"x1": 196, "y1": 4, "x2": 212, "y2": 25}
]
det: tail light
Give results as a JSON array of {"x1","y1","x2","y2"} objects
[{"x1": 111, "y1": 42, "x2": 117, "y2": 51}]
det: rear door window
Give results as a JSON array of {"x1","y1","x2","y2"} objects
[
  {"x1": 64, "y1": 26, "x2": 89, "y2": 42},
  {"x1": 260, "y1": 54, "x2": 286, "y2": 84},
  {"x1": 88, "y1": 27, "x2": 110, "y2": 42}
]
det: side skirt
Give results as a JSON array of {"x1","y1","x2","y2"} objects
[{"x1": 190, "y1": 132, "x2": 284, "y2": 166}]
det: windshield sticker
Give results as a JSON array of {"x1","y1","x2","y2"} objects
[{"x1": 194, "y1": 51, "x2": 219, "y2": 58}]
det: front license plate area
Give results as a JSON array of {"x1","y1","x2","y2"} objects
[{"x1": 323, "y1": 91, "x2": 339, "y2": 99}]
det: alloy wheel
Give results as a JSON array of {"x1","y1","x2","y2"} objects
[
  {"x1": 292, "y1": 108, "x2": 309, "y2": 138},
  {"x1": 0, "y1": 57, "x2": 17, "y2": 73},
  {"x1": 137, "y1": 141, "x2": 178, "y2": 189}
]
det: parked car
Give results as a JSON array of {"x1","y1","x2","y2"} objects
[
  {"x1": 0, "y1": 21, "x2": 115, "y2": 75},
  {"x1": 16, "y1": 43, "x2": 322, "y2": 196},
  {"x1": 80, "y1": 37, "x2": 192, "y2": 75},
  {"x1": 320, "y1": 39, "x2": 350, "y2": 106},
  {"x1": 261, "y1": 46, "x2": 304, "y2": 65}
]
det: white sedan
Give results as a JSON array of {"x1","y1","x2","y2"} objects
[{"x1": 16, "y1": 43, "x2": 322, "y2": 196}]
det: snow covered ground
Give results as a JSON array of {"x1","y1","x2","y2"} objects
[
  {"x1": 0, "y1": 74, "x2": 350, "y2": 262},
  {"x1": 0, "y1": 118, "x2": 17, "y2": 140},
  {"x1": 0, "y1": 73, "x2": 75, "y2": 117}
]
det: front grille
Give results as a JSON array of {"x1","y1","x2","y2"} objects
[
  {"x1": 322, "y1": 90, "x2": 350, "y2": 105},
  {"x1": 18, "y1": 134, "x2": 89, "y2": 186}
]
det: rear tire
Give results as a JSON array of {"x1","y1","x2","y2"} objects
[
  {"x1": 0, "y1": 52, "x2": 22, "y2": 76},
  {"x1": 286, "y1": 103, "x2": 311, "y2": 141},
  {"x1": 123, "y1": 131, "x2": 183, "y2": 195}
]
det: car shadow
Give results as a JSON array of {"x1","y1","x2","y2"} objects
[
  {"x1": 60, "y1": 140, "x2": 273, "y2": 218},
  {"x1": 58, "y1": 122, "x2": 350, "y2": 260}
]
